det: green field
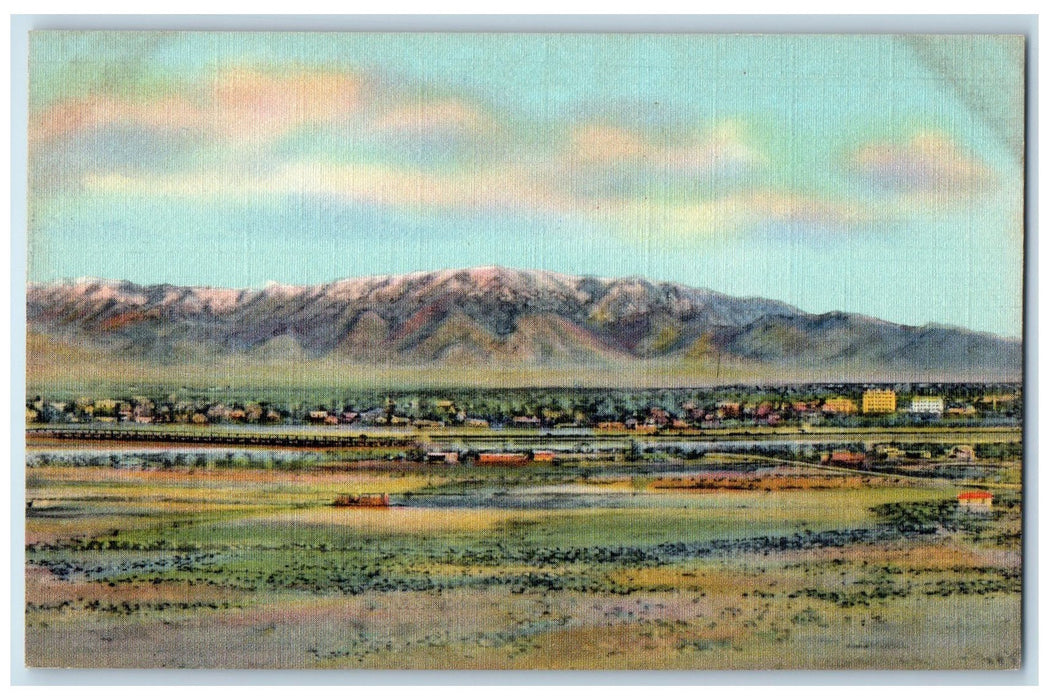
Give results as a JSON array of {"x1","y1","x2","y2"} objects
[{"x1": 23, "y1": 436, "x2": 1022, "y2": 670}]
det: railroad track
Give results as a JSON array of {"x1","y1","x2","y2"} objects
[{"x1": 26, "y1": 428, "x2": 418, "y2": 449}]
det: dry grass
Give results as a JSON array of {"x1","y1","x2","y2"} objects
[
  {"x1": 258, "y1": 506, "x2": 530, "y2": 534},
  {"x1": 23, "y1": 457, "x2": 1022, "y2": 670}
]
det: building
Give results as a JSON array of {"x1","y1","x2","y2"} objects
[
  {"x1": 862, "y1": 390, "x2": 897, "y2": 414},
  {"x1": 94, "y1": 399, "x2": 119, "y2": 412},
  {"x1": 478, "y1": 452, "x2": 529, "y2": 465},
  {"x1": 648, "y1": 408, "x2": 671, "y2": 426},
  {"x1": 426, "y1": 451, "x2": 459, "y2": 464},
  {"x1": 958, "y1": 491, "x2": 993, "y2": 513},
  {"x1": 909, "y1": 396, "x2": 944, "y2": 415},
  {"x1": 512, "y1": 416, "x2": 541, "y2": 428},
  {"x1": 716, "y1": 401, "x2": 741, "y2": 418},
  {"x1": 979, "y1": 394, "x2": 1019, "y2": 410},
  {"x1": 822, "y1": 397, "x2": 858, "y2": 415},
  {"x1": 824, "y1": 450, "x2": 866, "y2": 466},
  {"x1": 874, "y1": 445, "x2": 906, "y2": 461},
  {"x1": 532, "y1": 450, "x2": 557, "y2": 462}
]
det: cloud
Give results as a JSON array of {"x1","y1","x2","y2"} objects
[
  {"x1": 370, "y1": 98, "x2": 489, "y2": 136},
  {"x1": 551, "y1": 121, "x2": 769, "y2": 200},
  {"x1": 563, "y1": 121, "x2": 765, "y2": 175},
  {"x1": 660, "y1": 123, "x2": 768, "y2": 177},
  {"x1": 848, "y1": 133, "x2": 995, "y2": 196},
  {"x1": 745, "y1": 190, "x2": 873, "y2": 228},
  {"x1": 28, "y1": 65, "x2": 511, "y2": 186},
  {"x1": 82, "y1": 161, "x2": 571, "y2": 215},
  {"x1": 566, "y1": 124, "x2": 647, "y2": 165},
  {"x1": 75, "y1": 124, "x2": 868, "y2": 240},
  {"x1": 209, "y1": 67, "x2": 366, "y2": 139},
  {"x1": 33, "y1": 67, "x2": 900, "y2": 243},
  {"x1": 30, "y1": 94, "x2": 195, "y2": 145},
  {"x1": 589, "y1": 189, "x2": 875, "y2": 238},
  {"x1": 30, "y1": 67, "x2": 368, "y2": 147}
]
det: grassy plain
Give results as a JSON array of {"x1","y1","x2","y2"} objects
[{"x1": 24, "y1": 445, "x2": 1022, "y2": 669}]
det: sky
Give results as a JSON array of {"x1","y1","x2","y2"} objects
[{"x1": 26, "y1": 32, "x2": 1025, "y2": 337}]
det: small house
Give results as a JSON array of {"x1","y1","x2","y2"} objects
[
  {"x1": 512, "y1": 416, "x2": 541, "y2": 428},
  {"x1": 875, "y1": 445, "x2": 906, "y2": 461},
  {"x1": 822, "y1": 397, "x2": 858, "y2": 415},
  {"x1": 958, "y1": 491, "x2": 993, "y2": 513}
]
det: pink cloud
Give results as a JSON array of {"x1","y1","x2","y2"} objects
[
  {"x1": 30, "y1": 66, "x2": 369, "y2": 145},
  {"x1": 566, "y1": 124, "x2": 648, "y2": 165},
  {"x1": 849, "y1": 134, "x2": 995, "y2": 195},
  {"x1": 562, "y1": 121, "x2": 766, "y2": 176},
  {"x1": 210, "y1": 67, "x2": 366, "y2": 139},
  {"x1": 370, "y1": 98, "x2": 489, "y2": 136}
]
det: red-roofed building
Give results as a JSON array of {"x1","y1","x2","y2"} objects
[
  {"x1": 958, "y1": 491, "x2": 993, "y2": 512},
  {"x1": 824, "y1": 450, "x2": 866, "y2": 466},
  {"x1": 478, "y1": 452, "x2": 529, "y2": 465}
]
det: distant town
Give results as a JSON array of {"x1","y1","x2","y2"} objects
[{"x1": 26, "y1": 384, "x2": 1022, "y2": 431}]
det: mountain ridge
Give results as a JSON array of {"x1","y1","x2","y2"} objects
[{"x1": 27, "y1": 266, "x2": 1021, "y2": 380}]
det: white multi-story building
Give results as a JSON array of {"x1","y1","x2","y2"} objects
[{"x1": 909, "y1": 396, "x2": 945, "y2": 415}]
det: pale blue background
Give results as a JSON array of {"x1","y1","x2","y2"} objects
[{"x1": 9, "y1": 14, "x2": 1038, "y2": 686}]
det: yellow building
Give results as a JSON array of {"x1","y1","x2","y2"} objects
[
  {"x1": 862, "y1": 389, "x2": 897, "y2": 414},
  {"x1": 822, "y1": 397, "x2": 858, "y2": 414}
]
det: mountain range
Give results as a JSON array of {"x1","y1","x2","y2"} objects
[{"x1": 26, "y1": 266, "x2": 1022, "y2": 383}]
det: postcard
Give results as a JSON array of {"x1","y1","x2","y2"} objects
[{"x1": 24, "y1": 31, "x2": 1024, "y2": 670}]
